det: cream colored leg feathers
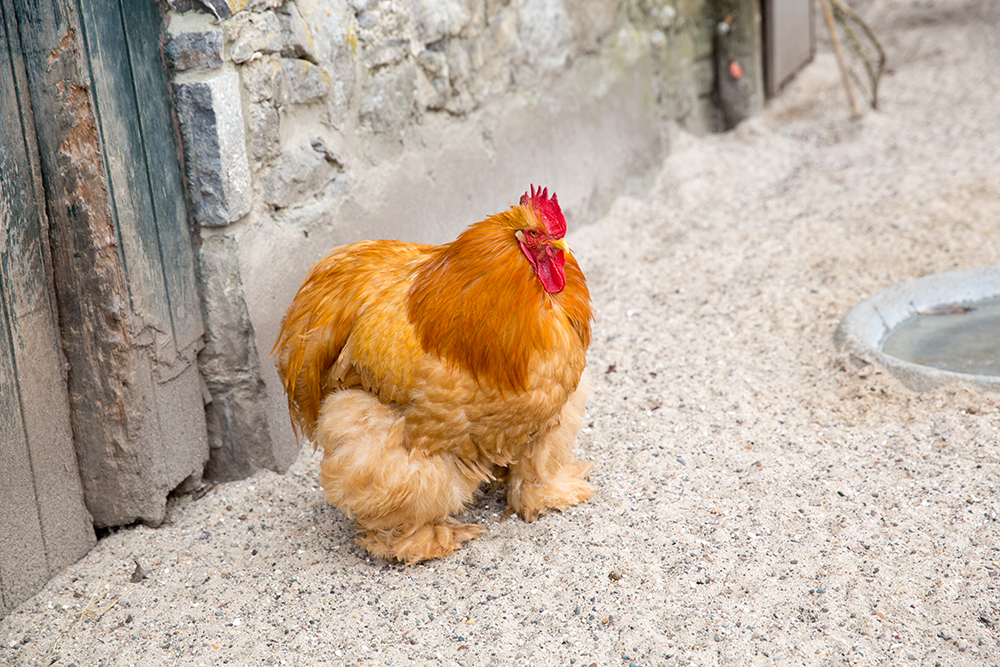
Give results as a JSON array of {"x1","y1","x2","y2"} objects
[
  {"x1": 505, "y1": 377, "x2": 593, "y2": 523},
  {"x1": 316, "y1": 390, "x2": 483, "y2": 563},
  {"x1": 315, "y1": 379, "x2": 592, "y2": 562}
]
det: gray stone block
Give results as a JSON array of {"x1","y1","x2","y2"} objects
[
  {"x1": 231, "y1": 8, "x2": 318, "y2": 65},
  {"x1": 173, "y1": 72, "x2": 252, "y2": 227},
  {"x1": 357, "y1": 9, "x2": 380, "y2": 29},
  {"x1": 243, "y1": 58, "x2": 282, "y2": 104},
  {"x1": 260, "y1": 142, "x2": 341, "y2": 208},
  {"x1": 516, "y1": 0, "x2": 573, "y2": 78},
  {"x1": 413, "y1": 0, "x2": 470, "y2": 45},
  {"x1": 364, "y1": 38, "x2": 410, "y2": 69},
  {"x1": 277, "y1": 58, "x2": 330, "y2": 106},
  {"x1": 248, "y1": 103, "x2": 281, "y2": 162},
  {"x1": 295, "y1": 0, "x2": 357, "y2": 126},
  {"x1": 417, "y1": 48, "x2": 448, "y2": 79},
  {"x1": 197, "y1": 234, "x2": 282, "y2": 482},
  {"x1": 283, "y1": 2, "x2": 318, "y2": 63},
  {"x1": 443, "y1": 39, "x2": 474, "y2": 114},
  {"x1": 416, "y1": 49, "x2": 450, "y2": 109},
  {"x1": 231, "y1": 11, "x2": 287, "y2": 64},
  {"x1": 359, "y1": 62, "x2": 416, "y2": 135},
  {"x1": 165, "y1": 30, "x2": 223, "y2": 71}
]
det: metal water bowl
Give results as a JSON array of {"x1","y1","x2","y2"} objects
[{"x1": 834, "y1": 266, "x2": 1000, "y2": 392}]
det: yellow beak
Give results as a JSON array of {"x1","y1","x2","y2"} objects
[{"x1": 550, "y1": 237, "x2": 569, "y2": 254}]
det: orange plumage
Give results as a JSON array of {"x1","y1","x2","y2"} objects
[{"x1": 273, "y1": 187, "x2": 593, "y2": 563}]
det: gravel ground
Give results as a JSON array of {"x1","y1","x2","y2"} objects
[{"x1": 3, "y1": 1, "x2": 999, "y2": 665}]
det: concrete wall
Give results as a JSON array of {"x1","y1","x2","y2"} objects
[{"x1": 165, "y1": 0, "x2": 759, "y2": 479}]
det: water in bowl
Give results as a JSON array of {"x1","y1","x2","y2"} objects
[{"x1": 881, "y1": 297, "x2": 1000, "y2": 377}]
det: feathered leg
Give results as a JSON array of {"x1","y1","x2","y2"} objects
[
  {"x1": 316, "y1": 390, "x2": 487, "y2": 563},
  {"x1": 506, "y1": 378, "x2": 593, "y2": 522}
]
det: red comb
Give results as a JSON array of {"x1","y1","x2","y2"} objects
[{"x1": 520, "y1": 184, "x2": 566, "y2": 238}]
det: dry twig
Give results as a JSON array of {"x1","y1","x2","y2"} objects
[{"x1": 819, "y1": 0, "x2": 887, "y2": 115}]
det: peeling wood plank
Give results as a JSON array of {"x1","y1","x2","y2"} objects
[
  {"x1": 77, "y1": 0, "x2": 176, "y2": 366},
  {"x1": 120, "y1": 0, "x2": 204, "y2": 359},
  {"x1": 0, "y1": 0, "x2": 95, "y2": 591},
  {"x1": 0, "y1": 4, "x2": 50, "y2": 614},
  {"x1": 0, "y1": 294, "x2": 48, "y2": 617}
]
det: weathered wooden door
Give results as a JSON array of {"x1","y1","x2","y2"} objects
[
  {"x1": 0, "y1": 0, "x2": 95, "y2": 617},
  {"x1": 1, "y1": 0, "x2": 208, "y2": 616}
]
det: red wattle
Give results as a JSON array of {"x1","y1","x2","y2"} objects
[
  {"x1": 518, "y1": 240, "x2": 566, "y2": 293},
  {"x1": 535, "y1": 247, "x2": 566, "y2": 294}
]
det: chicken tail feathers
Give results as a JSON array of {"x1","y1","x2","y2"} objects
[
  {"x1": 272, "y1": 240, "x2": 420, "y2": 442},
  {"x1": 272, "y1": 284, "x2": 358, "y2": 444}
]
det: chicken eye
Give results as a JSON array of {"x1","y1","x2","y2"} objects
[{"x1": 528, "y1": 230, "x2": 540, "y2": 238}]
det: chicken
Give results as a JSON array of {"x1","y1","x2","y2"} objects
[{"x1": 272, "y1": 186, "x2": 593, "y2": 563}]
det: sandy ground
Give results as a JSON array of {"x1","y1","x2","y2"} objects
[{"x1": 4, "y1": 1, "x2": 1000, "y2": 665}]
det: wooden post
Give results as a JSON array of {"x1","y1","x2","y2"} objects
[{"x1": 714, "y1": 0, "x2": 766, "y2": 130}]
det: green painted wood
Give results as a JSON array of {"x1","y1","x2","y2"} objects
[
  {"x1": 0, "y1": 0, "x2": 61, "y2": 616},
  {"x1": 72, "y1": 0, "x2": 208, "y2": 523},
  {"x1": 1, "y1": 0, "x2": 94, "y2": 583},
  {"x1": 0, "y1": 297, "x2": 48, "y2": 618},
  {"x1": 76, "y1": 0, "x2": 177, "y2": 364},
  {"x1": 120, "y1": 0, "x2": 203, "y2": 357}
]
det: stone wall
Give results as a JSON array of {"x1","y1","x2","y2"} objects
[{"x1": 165, "y1": 0, "x2": 762, "y2": 480}]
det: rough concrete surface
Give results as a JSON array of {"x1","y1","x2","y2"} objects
[{"x1": 2, "y1": 0, "x2": 999, "y2": 664}]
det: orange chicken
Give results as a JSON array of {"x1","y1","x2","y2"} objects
[{"x1": 273, "y1": 186, "x2": 593, "y2": 563}]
